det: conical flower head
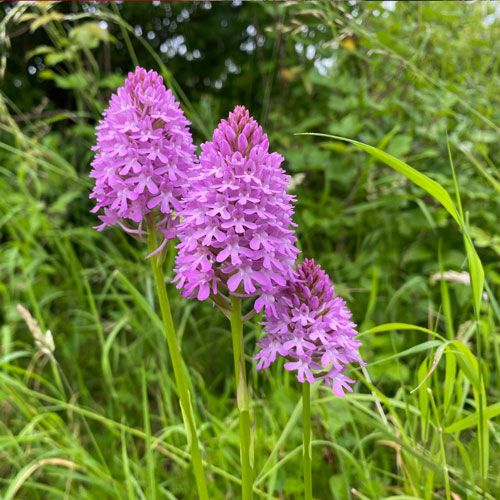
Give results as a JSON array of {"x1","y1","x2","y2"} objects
[
  {"x1": 254, "y1": 259, "x2": 363, "y2": 396},
  {"x1": 173, "y1": 105, "x2": 299, "y2": 309},
  {"x1": 89, "y1": 66, "x2": 196, "y2": 245}
]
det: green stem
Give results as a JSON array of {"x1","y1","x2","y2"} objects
[
  {"x1": 111, "y1": 2, "x2": 139, "y2": 67},
  {"x1": 302, "y1": 382, "x2": 313, "y2": 500},
  {"x1": 229, "y1": 296, "x2": 254, "y2": 500},
  {"x1": 428, "y1": 388, "x2": 451, "y2": 500},
  {"x1": 49, "y1": 358, "x2": 65, "y2": 398},
  {"x1": 147, "y1": 226, "x2": 209, "y2": 500}
]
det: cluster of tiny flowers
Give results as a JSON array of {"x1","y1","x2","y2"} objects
[
  {"x1": 254, "y1": 259, "x2": 363, "y2": 396},
  {"x1": 173, "y1": 106, "x2": 299, "y2": 310},
  {"x1": 89, "y1": 68, "x2": 363, "y2": 392},
  {"x1": 89, "y1": 67, "x2": 196, "y2": 246}
]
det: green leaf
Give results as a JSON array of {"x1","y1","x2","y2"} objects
[
  {"x1": 98, "y1": 73, "x2": 125, "y2": 89},
  {"x1": 410, "y1": 342, "x2": 448, "y2": 393},
  {"x1": 297, "y1": 133, "x2": 460, "y2": 224},
  {"x1": 366, "y1": 340, "x2": 443, "y2": 367},
  {"x1": 387, "y1": 135, "x2": 412, "y2": 157},
  {"x1": 459, "y1": 147, "x2": 500, "y2": 193},
  {"x1": 464, "y1": 237, "x2": 485, "y2": 315},
  {"x1": 101, "y1": 315, "x2": 129, "y2": 388},
  {"x1": 449, "y1": 340, "x2": 479, "y2": 388},
  {"x1": 447, "y1": 142, "x2": 485, "y2": 320},
  {"x1": 69, "y1": 22, "x2": 114, "y2": 50},
  {"x1": 45, "y1": 50, "x2": 74, "y2": 66},
  {"x1": 26, "y1": 45, "x2": 55, "y2": 60},
  {"x1": 445, "y1": 402, "x2": 500, "y2": 433},
  {"x1": 29, "y1": 12, "x2": 65, "y2": 32},
  {"x1": 360, "y1": 322, "x2": 445, "y2": 341},
  {"x1": 113, "y1": 270, "x2": 163, "y2": 333},
  {"x1": 52, "y1": 72, "x2": 88, "y2": 90}
]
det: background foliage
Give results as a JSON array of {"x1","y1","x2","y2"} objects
[{"x1": 1, "y1": 1, "x2": 499, "y2": 499}]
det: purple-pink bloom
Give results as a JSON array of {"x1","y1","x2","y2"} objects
[
  {"x1": 89, "y1": 67, "x2": 196, "y2": 250},
  {"x1": 173, "y1": 106, "x2": 299, "y2": 311},
  {"x1": 254, "y1": 259, "x2": 364, "y2": 396}
]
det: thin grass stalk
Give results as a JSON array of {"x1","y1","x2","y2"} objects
[
  {"x1": 302, "y1": 382, "x2": 313, "y2": 500},
  {"x1": 229, "y1": 295, "x2": 254, "y2": 500},
  {"x1": 428, "y1": 388, "x2": 451, "y2": 500},
  {"x1": 147, "y1": 224, "x2": 209, "y2": 500},
  {"x1": 110, "y1": 2, "x2": 139, "y2": 67},
  {"x1": 448, "y1": 144, "x2": 488, "y2": 490}
]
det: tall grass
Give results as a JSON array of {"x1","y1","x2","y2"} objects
[{"x1": 1, "y1": 2, "x2": 499, "y2": 499}]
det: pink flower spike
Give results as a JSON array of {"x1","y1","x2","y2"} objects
[
  {"x1": 255, "y1": 259, "x2": 363, "y2": 393},
  {"x1": 89, "y1": 67, "x2": 196, "y2": 251},
  {"x1": 173, "y1": 105, "x2": 299, "y2": 309}
]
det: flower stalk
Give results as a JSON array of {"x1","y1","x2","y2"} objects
[
  {"x1": 229, "y1": 295, "x2": 254, "y2": 500},
  {"x1": 302, "y1": 382, "x2": 313, "y2": 500},
  {"x1": 147, "y1": 224, "x2": 209, "y2": 500}
]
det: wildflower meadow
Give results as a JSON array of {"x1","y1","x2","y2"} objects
[{"x1": 1, "y1": 2, "x2": 499, "y2": 499}]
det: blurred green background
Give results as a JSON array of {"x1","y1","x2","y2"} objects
[{"x1": 1, "y1": 1, "x2": 499, "y2": 499}]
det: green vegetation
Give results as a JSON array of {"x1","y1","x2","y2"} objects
[{"x1": 1, "y1": 1, "x2": 499, "y2": 498}]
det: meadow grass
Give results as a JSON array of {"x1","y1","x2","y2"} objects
[{"x1": 1, "y1": 2, "x2": 499, "y2": 499}]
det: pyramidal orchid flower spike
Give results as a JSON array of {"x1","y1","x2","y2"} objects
[
  {"x1": 173, "y1": 105, "x2": 299, "y2": 499},
  {"x1": 89, "y1": 67, "x2": 209, "y2": 499},
  {"x1": 255, "y1": 258, "x2": 364, "y2": 397},
  {"x1": 89, "y1": 66, "x2": 196, "y2": 253},
  {"x1": 173, "y1": 105, "x2": 300, "y2": 314}
]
